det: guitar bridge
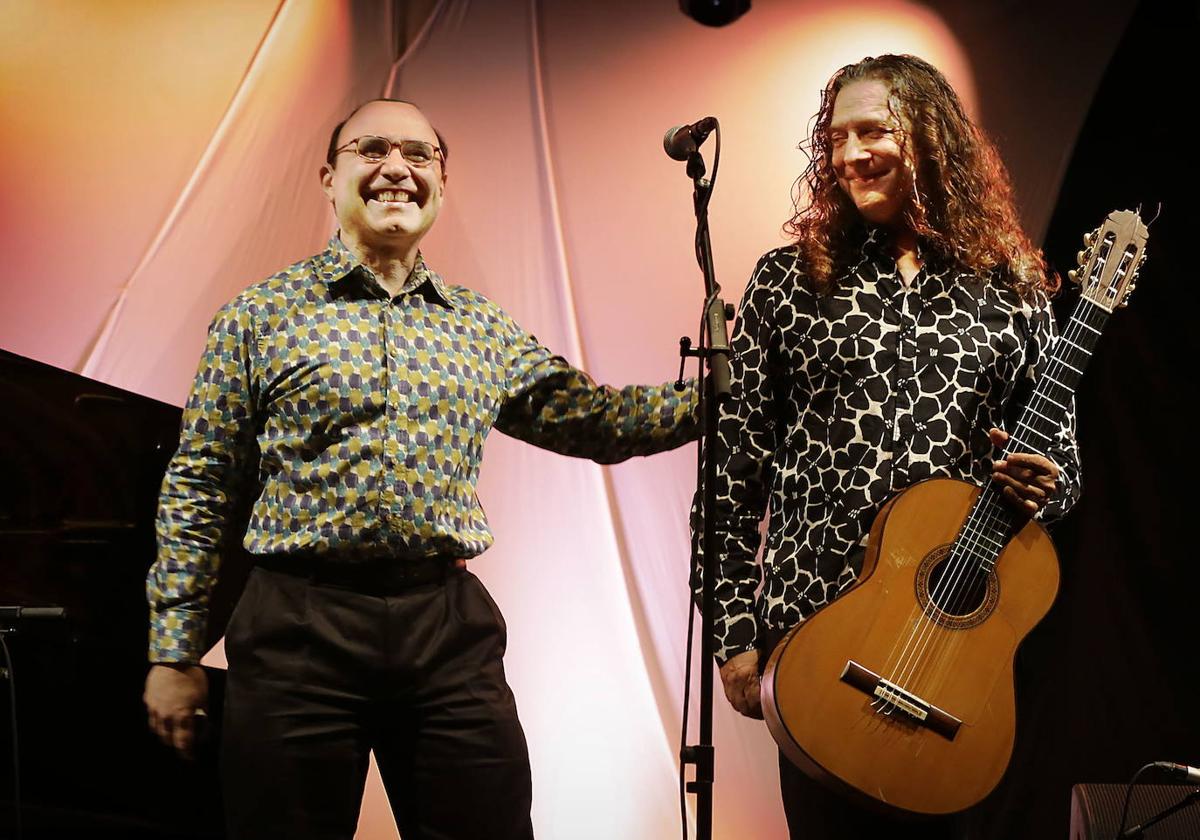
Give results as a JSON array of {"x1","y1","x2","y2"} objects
[
  {"x1": 840, "y1": 660, "x2": 963, "y2": 740},
  {"x1": 873, "y1": 680, "x2": 928, "y2": 721}
]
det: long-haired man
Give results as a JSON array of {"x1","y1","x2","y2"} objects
[{"x1": 704, "y1": 54, "x2": 1079, "y2": 838}]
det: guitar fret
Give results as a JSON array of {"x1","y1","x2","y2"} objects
[
  {"x1": 1045, "y1": 375, "x2": 1072, "y2": 390},
  {"x1": 1024, "y1": 405, "x2": 1059, "y2": 427},
  {"x1": 1012, "y1": 423, "x2": 1053, "y2": 444},
  {"x1": 1011, "y1": 429, "x2": 1050, "y2": 448},
  {"x1": 1008, "y1": 436, "x2": 1049, "y2": 459},
  {"x1": 1035, "y1": 393, "x2": 1069, "y2": 412},
  {"x1": 961, "y1": 529, "x2": 1005, "y2": 552}
]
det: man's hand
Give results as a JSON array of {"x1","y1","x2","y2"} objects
[
  {"x1": 719, "y1": 649, "x2": 764, "y2": 719},
  {"x1": 989, "y1": 427, "x2": 1059, "y2": 516},
  {"x1": 144, "y1": 663, "x2": 208, "y2": 759}
]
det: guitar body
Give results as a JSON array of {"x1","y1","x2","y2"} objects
[{"x1": 761, "y1": 477, "x2": 1060, "y2": 816}]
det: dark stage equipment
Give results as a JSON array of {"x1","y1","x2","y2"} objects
[
  {"x1": 0, "y1": 349, "x2": 253, "y2": 838},
  {"x1": 1070, "y1": 783, "x2": 1200, "y2": 840},
  {"x1": 679, "y1": 0, "x2": 750, "y2": 28}
]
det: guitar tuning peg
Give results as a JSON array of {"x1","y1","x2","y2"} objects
[
  {"x1": 1076, "y1": 249, "x2": 1087, "y2": 266},
  {"x1": 1119, "y1": 275, "x2": 1139, "y2": 308},
  {"x1": 1083, "y1": 231, "x2": 1096, "y2": 247},
  {"x1": 1067, "y1": 269, "x2": 1079, "y2": 285}
]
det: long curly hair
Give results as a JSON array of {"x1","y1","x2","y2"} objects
[{"x1": 785, "y1": 55, "x2": 1055, "y2": 301}]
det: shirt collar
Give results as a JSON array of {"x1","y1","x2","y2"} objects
[
  {"x1": 855, "y1": 224, "x2": 961, "y2": 288},
  {"x1": 318, "y1": 234, "x2": 456, "y2": 308}
]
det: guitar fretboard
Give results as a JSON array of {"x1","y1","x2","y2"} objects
[
  {"x1": 948, "y1": 211, "x2": 1147, "y2": 591},
  {"x1": 953, "y1": 296, "x2": 1109, "y2": 575}
]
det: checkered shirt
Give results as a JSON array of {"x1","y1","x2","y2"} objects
[{"x1": 149, "y1": 235, "x2": 698, "y2": 662}]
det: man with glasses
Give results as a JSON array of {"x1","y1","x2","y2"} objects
[{"x1": 143, "y1": 98, "x2": 697, "y2": 839}]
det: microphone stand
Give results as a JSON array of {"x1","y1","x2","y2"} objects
[{"x1": 675, "y1": 133, "x2": 732, "y2": 840}]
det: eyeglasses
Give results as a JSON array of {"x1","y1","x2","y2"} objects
[{"x1": 334, "y1": 136, "x2": 443, "y2": 168}]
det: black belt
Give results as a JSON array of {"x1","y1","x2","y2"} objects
[{"x1": 253, "y1": 553, "x2": 457, "y2": 595}]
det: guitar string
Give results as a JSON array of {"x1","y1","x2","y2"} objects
[
  {"x1": 904, "y1": 306, "x2": 1104, "y2": 697},
  {"x1": 892, "y1": 309, "x2": 1095, "y2": 701},
  {"x1": 872, "y1": 281, "x2": 1115, "y2": 709},
  {"x1": 878, "y1": 436, "x2": 1014, "y2": 696},
  {"x1": 853, "y1": 234, "x2": 1140, "y2": 800},
  {"x1": 873, "y1": 319, "x2": 1080, "y2": 696},
  {"x1": 923, "y1": 300, "x2": 1105, "y2": 642},
  {"x1": 879, "y1": 303, "x2": 1099, "y2": 706},
  {"x1": 894, "y1": 299, "x2": 1105, "y2": 703},
  {"x1": 878, "y1": 391, "x2": 1037, "y2": 701},
  {"x1": 861, "y1": 233, "x2": 1140, "y2": 760},
  {"x1": 885, "y1": 362, "x2": 1071, "y2": 703}
]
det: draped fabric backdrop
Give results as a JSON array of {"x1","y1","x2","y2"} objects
[{"x1": 0, "y1": 1, "x2": 1134, "y2": 837}]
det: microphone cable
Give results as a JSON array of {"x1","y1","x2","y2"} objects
[{"x1": 1112, "y1": 761, "x2": 1200, "y2": 840}]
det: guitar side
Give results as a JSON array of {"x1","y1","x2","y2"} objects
[{"x1": 761, "y1": 477, "x2": 1060, "y2": 816}]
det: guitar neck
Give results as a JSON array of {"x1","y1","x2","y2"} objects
[
  {"x1": 950, "y1": 209, "x2": 1147, "y2": 574},
  {"x1": 959, "y1": 297, "x2": 1108, "y2": 573},
  {"x1": 1006, "y1": 298, "x2": 1108, "y2": 460}
]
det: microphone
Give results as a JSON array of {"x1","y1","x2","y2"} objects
[
  {"x1": 0, "y1": 606, "x2": 67, "y2": 622},
  {"x1": 663, "y1": 117, "x2": 718, "y2": 161},
  {"x1": 1154, "y1": 761, "x2": 1200, "y2": 784}
]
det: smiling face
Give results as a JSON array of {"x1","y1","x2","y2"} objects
[
  {"x1": 829, "y1": 79, "x2": 914, "y2": 229},
  {"x1": 320, "y1": 100, "x2": 446, "y2": 258}
]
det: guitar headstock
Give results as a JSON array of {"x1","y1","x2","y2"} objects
[{"x1": 1067, "y1": 209, "x2": 1150, "y2": 311}]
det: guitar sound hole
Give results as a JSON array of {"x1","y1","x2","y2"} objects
[{"x1": 926, "y1": 558, "x2": 989, "y2": 618}]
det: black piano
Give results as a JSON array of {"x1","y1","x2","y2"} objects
[{"x1": 0, "y1": 349, "x2": 252, "y2": 839}]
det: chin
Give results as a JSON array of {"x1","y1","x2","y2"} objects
[{"x1": 857, "y1": 201, "x2": 902, "y2": 226}]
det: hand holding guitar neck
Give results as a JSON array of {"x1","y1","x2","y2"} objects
[{"x1": 988, "y1": 427, "x2": 1061, "y2": 516}]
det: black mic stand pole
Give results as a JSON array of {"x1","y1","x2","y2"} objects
[{"x1": 677, "y1": 144, "x2": 732, "y2": 840}]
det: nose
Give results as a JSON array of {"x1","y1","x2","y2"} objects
[
  {"x1": 379, "y1": 147, "x2": 413, "y2": 179},
  {"x1": 843, "y1": 133, "x2": 871, "y2": 164}
]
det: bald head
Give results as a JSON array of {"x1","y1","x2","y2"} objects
[{"x1": 326, "y1": 98, "x2": 449, "y2": 170}]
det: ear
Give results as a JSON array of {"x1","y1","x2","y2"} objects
[{"x1": 319, "y1": 163, "x2": 335, "y2": 201}]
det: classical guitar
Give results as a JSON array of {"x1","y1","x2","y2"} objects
[{"x1": 761, "y1": 209, "x2": 1150, "y2": 816}]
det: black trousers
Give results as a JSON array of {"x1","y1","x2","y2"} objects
[
  {"x1": 778, "y1": 753, "x2": 959, "y2": 840},
  {"x1": 221, "y1": 565, "x2": 534, "y2": 840}
]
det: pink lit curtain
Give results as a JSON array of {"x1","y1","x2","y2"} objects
[{"x1": 0, "y1": 1, "x2": 1132, "y2": 837}]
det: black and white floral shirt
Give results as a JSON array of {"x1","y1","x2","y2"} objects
[{"x1": 703, "y1": 229, "x2": 1080, "y2": 663}]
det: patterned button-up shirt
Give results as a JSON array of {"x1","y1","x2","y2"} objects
[
  {"x1": 150, "y1": 235, "x2": 698, "y2": 663},
  {"x1": 703, "y1": 231, "x2": 1080, "y2": 663}
]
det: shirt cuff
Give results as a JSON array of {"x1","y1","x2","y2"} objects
[{"x1": 148, "y1": 605, "x2": 208, "y2": 664}]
